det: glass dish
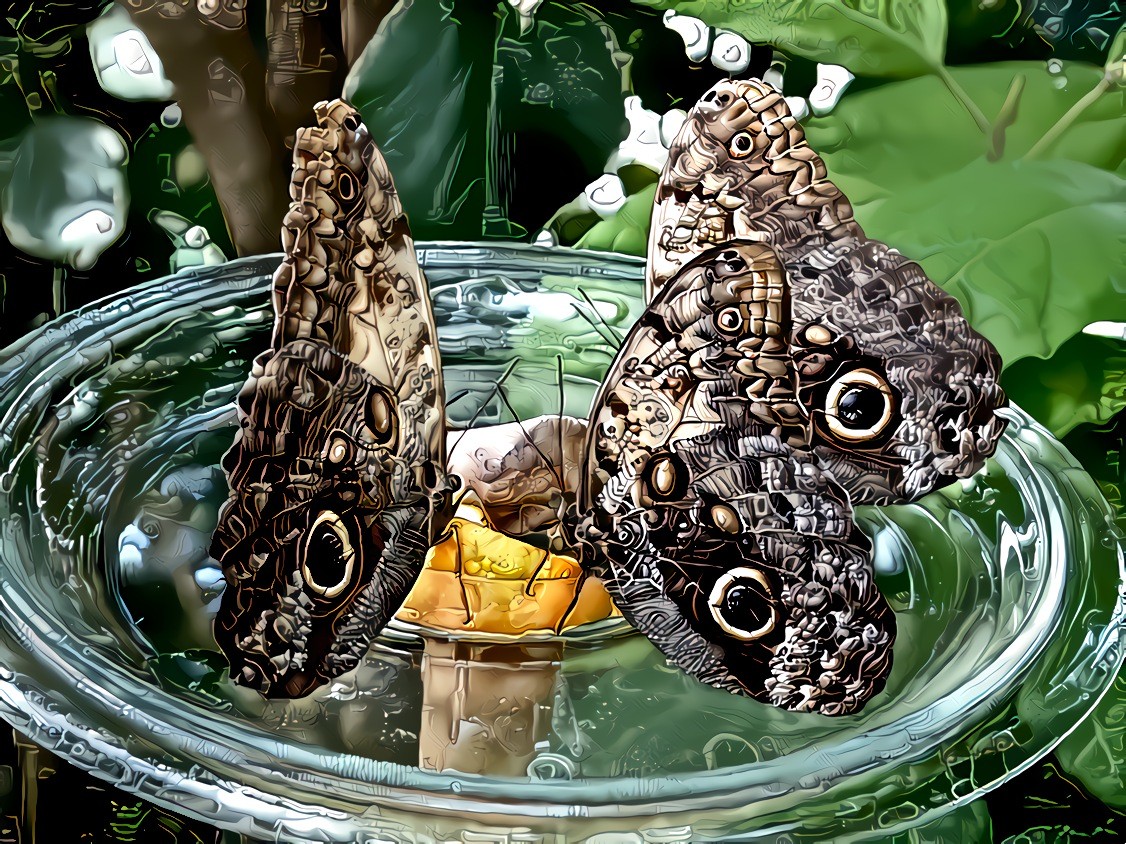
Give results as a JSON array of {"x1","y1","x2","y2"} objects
[{"x1": 0, "y1": 245, "x2": 1121, "y2": 842}]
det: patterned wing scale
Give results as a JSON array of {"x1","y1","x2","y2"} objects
[
  {"x1": 647, "y1": 79, "x2": 861, "y2": 301},
  {"x1": 210, "y1": 80, "x2": 1007, "y2": 717},
  {"x1": 210, "y1": 101, "x2": 451, "y2": 698}
]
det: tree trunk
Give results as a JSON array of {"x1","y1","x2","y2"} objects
[
  {"x1": 121, "y1": 0, "x2": 289, "y2": 256},
  {"x1": 339, "y1": 0, "x2": 398, "y2": 67},
  {"x1": 265, "y1": 0, "x2": 338, "y2": 147}
]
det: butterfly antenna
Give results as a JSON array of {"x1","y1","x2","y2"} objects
[
  {"x1": 571, "y1": 303, "x2": 621, "y2": 351},
  {"x1": 451, "y1": 522, "x2": 472, "y2": 624},
  {"x1": 556, "y1": 353, "x2": 566, "y2": 506},
  {"x1": 577, "y1": 286, "x2": 623, "y2": 346},
  {"x1": 449, "y1": 358, "x2": 520, "y2": 455},
  {"x1": 554, "y1": 569, "x2": 589, "y2": 635},
  {"x1": 495, "y1": 382, "x2": 565, "y2": 490},
  {"x1": 431, "y1": 482, "x2": 477, "y2": 546},
  {"x1": 524, "y1": 548, "x2": 551, "y2": 597}
]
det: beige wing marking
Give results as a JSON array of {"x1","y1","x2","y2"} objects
[
  {"x1": 270, "y1": 98, "x2": 446, "y2": 480},
  {"x1": 646, "y1": 79, "x2": 862, "y2": 301}
]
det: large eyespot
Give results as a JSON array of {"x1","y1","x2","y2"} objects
[
  {"x1": 708, "y1": 567, "x2": 775, "y2": 641},
  {"x1": 824, "y1": 367, "x2": 896, "y2": 443},
  {"x1": 715, "y1": 307, "x2": 744, "y2": 334},
  {"x1": 727, "y1": 131, "x2": 754, "y2": 159},
  {"x1": 301, "y1": 510, "x2": 357, "y2": 599},
  {"x1": 365, "y1": 388, "x2": 396, "y2": 444}
]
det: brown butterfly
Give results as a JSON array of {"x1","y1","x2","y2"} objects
[{"x1": 209, "y1": 101, "x2": 453, "y2": 698}]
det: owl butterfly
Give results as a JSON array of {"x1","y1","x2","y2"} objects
[
  {"x1": 210, "y1": 100, "x2": 453, "y2": 698},
  {"x1": 576, "y1": 79, "x2": 1007, "y2": 713},
  {"x1": 213, "y1": 83, "x2": 1006, "y2": 714}
]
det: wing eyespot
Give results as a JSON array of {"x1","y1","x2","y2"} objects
[
  {"x1": 823, "y1": 367, "x2": 896, "y2": 443},
  {"x1": 802, "y1": 324, "x2": 834, "y2": 346},
  {"x1": 715, "y1": 306, "x2": 744, "y2": 334},
  {"x1": 326, "y1": 436, "x2": 352, "y2": 464},
  {"x1": 642, "y1": 453, "x2": 689, "y2": 502},
  {"x1": 300, "y1": 510, "x2": 358, "y2": 599},
  {"x1": 708, "y1": 567, "x2": 776, "y2": 641},
  {"x1": 708, "y1": 502, "x2": 743, "y2": 534},
  {"x1": 727, "y1": 131, "x2": 754, "y2": 159},
  {"x1": 365, "y1": 389, "x2": 397, "y2": 445},
  {"x1": 651, "y1": 457, "x2": 677, "y2": 495}
]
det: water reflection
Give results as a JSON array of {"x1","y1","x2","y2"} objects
[
  {"x1": 418, "y1": 640, "x2": 560, "y2": 776},
  {"x1": 109, "y1": 462, "x2": 568, "y2": 774},
  {"x1": 116, "y1": 464, "x2": 225, "y2": 649},
  {"x1": 245, "y1": 636, "x2": 567, "y2": 778}
]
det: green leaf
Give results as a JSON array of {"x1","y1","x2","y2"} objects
[
  {"x1": 345, "y1": 0, "x2": 632, "y2": 240},
  {"x1": 860, "y1": 158, "x2": 1125, "y2": 362},
  {"x1": 805, "y1": 62, "x2": 1125, "y2": 206},
  {"x1": 860, "y1": 157, "x2": 1125, "y2": 435},
  {"x1": 343, "y1": 0, "x2": 495, "y2": 240},
  {"x1": 1056, "y1": 660, "x2": 1126, "y2": 810},
  {"x1": 871, "y1": 800, "x2": 991, "y2": 843},
  {"x1": 574, "y1": 182, "x2": 657, "y2": 255},
  {"x1": 634, "y1": 0, "x2": 949, "y2": 77},
  {"x1": 1003, "y1": 335, "x2": 1126, "y2": 435},
  {"x1": 564, "y1": 63, "x2": 1126, "y2": 436},
  {"x1": 806, "y1": 64, "x2": 1126, "y2": 435}
]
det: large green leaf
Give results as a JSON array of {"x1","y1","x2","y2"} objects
[
  {"x1": 345, "y1": 0, "x2": 632, "y2": 240},
  {"x1": 859, "y1": 157, "x2": 1125, "y2": 366},
  {"x1": 844, "y1": 155, "x2": 1125, "y2": 434},
  {"x1": 634, "y1": 0, "x2": 949, "y2": 77},
  {"x1": 1003, "y1": 335, "x2": 1126, "y2": 435},
  {"x1": 567, "y1": 63, "x2": 1125, "y2": 436},
  {"x1": 809, "y1": 63, "x2": 1125, "y2": 435},
  {"x1": 344, "y1": 0, "x2": 496, "y2": 240},
  {"x1": 806, "y1": 62, "x2": 1125, "y2": 205}
]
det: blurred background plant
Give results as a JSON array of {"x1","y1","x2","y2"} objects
[{"x1": 0, "y1": 0, "x2": 1121, "y2": 840}]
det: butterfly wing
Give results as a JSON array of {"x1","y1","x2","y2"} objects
[
  {"x1": 210, "y1": 100, "x2": 450, "y2": 698},
  {"x1": 648, "y1": 79, "x2": 1006, "y2": 505},
  {"x1": 579, "y1": 243, "x2": 895, "y2": 715},
  {"x1": 647, "y1": 79, "x2": 860, "y2": 301},
  {"x1": 582, "y1": 80, "x2": 1007, "y2": 714}
]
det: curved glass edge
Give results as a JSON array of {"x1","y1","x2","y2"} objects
[{"x1": 0, "y1": 249, "x2": 1120, "y2": 842}]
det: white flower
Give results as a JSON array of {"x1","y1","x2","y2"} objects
[
  {"x1": 88, "y1": 5, "x2": 174, "y2": 101},
  {"x1": 809, "y1": 64, "x2": 855, "y2": 116},
  {"x1": 1, "y1": 118, "x2": 129, "y2": 270},
  {"x1": 507, "y1": 0, "x2": 543, "y2": 35},
  {"x1": 710, "y1": 31, "x2": 751, "y2": 73},
  {"x1": 606, "y1": 96, "x2": 666, "y2": 172},
  {"x1": 785, "y1": 96, "x2": 810, "y2": 121},
  {"x1": 663, "y1": 12, "x2": 710, "y2": 63},
  {"x1": 584, "y1": 174, "x2": 628, "y2": 217},
  {"x1": 659, "y1": 109, "x2": 687, "y2": 149},
  {"x1": 152, "y1": 211, "x2": 228, "y2": 273}
]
